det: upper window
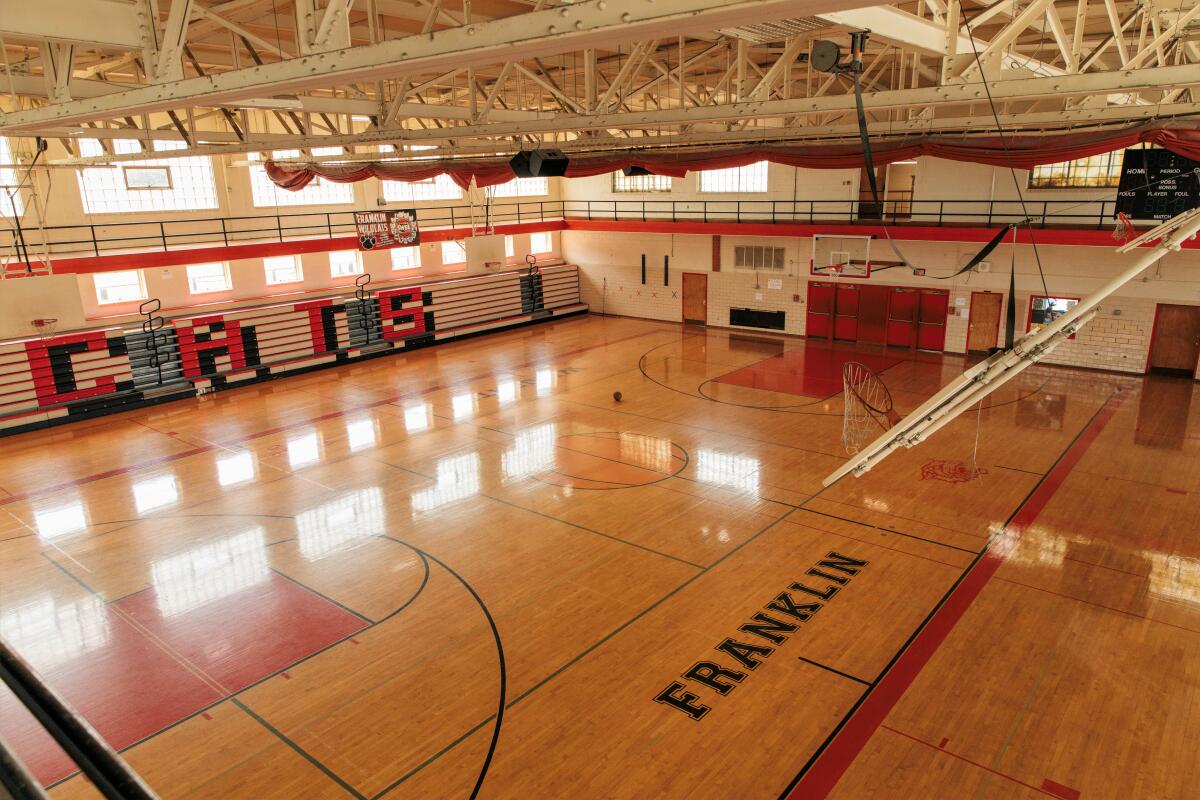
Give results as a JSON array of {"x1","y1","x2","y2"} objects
[
  {"x1": 698, "y1": 161, "x2": 768, "y2": 193},
  {"x1": 249, "y1": 150, "x2": 354, "y2": 207},
  {"x1": 186, "y1": 262, "x2": 231, "y2": 294},
  {"x1": 1, "y1": 137, "x2": 23, "y2": 217},
  {"x1": 329, "y1": 250, "x2": 362, "y2": 278},
  {"x1": 391, "y1": 246, "x2": 421, "y2": 270},
  {"x1": 612, "y1": 172, "x2": 672, "y2": 193},
  {"x1": 94, "y1": 270, "x2": 147, "y2": 304},
  {"x1": 77, "y1": 138, "x2": 219, "y2": 214},
  {"x1": 505, "y1": 236, "x2": 514, "y2": 258},
  {"x1": 264, "y1": 255, "x2": 303, "y2": 285},
  {"x1": 1029, "y1": 152, "x2": 1123, "y2": 189},
  {"x1": 441, "y1": 240, "x2": 466, "y2": 265},
  {"x1": 382, "y1": 174, "x2": 462, "y2": 202},
  {"x1": 492, "y1": 177, "x2": 548, "y2": 198},
  {"x1": 530, "y1": 232, "x2": 553, "y2": 255}
]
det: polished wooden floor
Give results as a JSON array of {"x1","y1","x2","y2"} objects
[{"x1": 1, "y1": 314, "x2": 1198, "y2": 799}]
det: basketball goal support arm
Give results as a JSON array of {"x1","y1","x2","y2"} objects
[{"x1": 824, "y1": 206, "x2": 1200, "y2": 487}]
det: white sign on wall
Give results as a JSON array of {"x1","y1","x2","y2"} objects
[{"x1": 767, "y1": 279, "x2": 782, "y2": 290}]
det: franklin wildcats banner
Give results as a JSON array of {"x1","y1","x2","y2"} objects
[{"x1": 355, "y1": 209, "x2": 420, "y2": 250}]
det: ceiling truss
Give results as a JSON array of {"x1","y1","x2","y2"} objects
[{"x1": 0, "y1": 0, "x2": 1194, "y2": 166}]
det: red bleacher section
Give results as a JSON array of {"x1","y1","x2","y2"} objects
[{"x1": 0, "y1": 264, "x2": 585, "y2": 436}]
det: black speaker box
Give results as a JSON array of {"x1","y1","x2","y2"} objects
[
  {"x1": 510, "y1": 149, "x2": 569, "y2": 177},
  {"x1": 622, "y1": 166, "x2": 653, "y2": 176}
]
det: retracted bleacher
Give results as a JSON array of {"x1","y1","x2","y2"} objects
[{"x1": 0, "y1": 264, "x2": 586, "y2": 437}]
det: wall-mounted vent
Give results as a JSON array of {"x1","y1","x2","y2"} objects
[
  {"x1": 730, "y1": 307, "x2": 786, "y2": 330},
  {"x1": 734, "y1": 245, "x2": 786, "y2": 271}
]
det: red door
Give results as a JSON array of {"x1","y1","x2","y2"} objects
[
  {"x1": 835, "y1": 284, "x2": 860, "y2": 340},
  {"x1": 857, "y1": 285, "x2": 889, "y2": 344},
  {"x1": 917, "y1": 289, "x2": 949, "y2": 351},
  {"x1": 806, "y1": 282, "x2": 835, "y2": 338},
  {"x1": 887, "y1": 288, "x2": 918, "y2": 347}
]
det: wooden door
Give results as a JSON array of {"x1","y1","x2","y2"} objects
[
  {"x1": 857, "y1": 167, "x2": 886, "y2": 219},
  {"x1": 916, "y1": 290, "x2": 949, "y2": 351},
  {"x1": 682, "y1": 273, "x2": 708, "y2": 325},
  {"x1": 857, "y1": 285, "x2": 889, "y2": 344},
  {"x1": 967, "y1": 292, "x2": 1003, "y2": 352},
  {"x1": 1149, "y1": 304, "x2": 1200, "y2": 374}
]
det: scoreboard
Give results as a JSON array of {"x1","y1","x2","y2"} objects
[{"x1": 1115, "y1": 148, "x2": 1200, "y2": 220}]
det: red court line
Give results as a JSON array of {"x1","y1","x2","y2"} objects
[
  {"x1": 0, "y1": 325, "x2": 667, "y2": 509},
  {"x1": 879, "y1": 725, "x2": 1063, "y2": 798},
  {"x1": 788, "y1": 392, "x2": 1122, "y2": 799}
]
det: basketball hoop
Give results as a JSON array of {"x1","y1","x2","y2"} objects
[
  {"x1": 1112, "y1": 212, "x2": 1135, "y2": 243},
  {"x1": 841, "y1": 361, "x2": 901, "y2": 454},
  {"x1": 30, "y1": 318, "x2": 59, "y2": 339}
]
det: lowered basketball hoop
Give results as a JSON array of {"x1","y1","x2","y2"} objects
[{"x1": 841, "y1": 361, "x2": 902, "y2": 454}]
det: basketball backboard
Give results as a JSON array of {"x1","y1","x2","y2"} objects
[{"x1": 812, "y1": 234, "x2": 872, "y2": 277}]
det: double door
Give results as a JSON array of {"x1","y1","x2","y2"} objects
[{"x1": 807, "y1": 281, "x2": 949, "y2": 351}]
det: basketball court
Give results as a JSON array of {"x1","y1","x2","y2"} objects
[
  {"x1": 2, "y1": 2, "x2": 1200, "y2": 798},
  {"x1": 0, "y1": 312, "x2": 1193, "y2": 798}
]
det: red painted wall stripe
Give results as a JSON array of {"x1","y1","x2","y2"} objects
[{"x1": 788, "y1": 391, "x2": 1123, "y2": 798}]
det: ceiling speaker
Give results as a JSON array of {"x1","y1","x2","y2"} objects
[
  {"x1": 622, "y1": 166, "x2": 653, "y2": 176},
  {"x1": 510, "y1": 149, "x2": 570, "y2": 178},
  {"x1": 811, "y1": 40, "x2": 842, "y2": 73}
]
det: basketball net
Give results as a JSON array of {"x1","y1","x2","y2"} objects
[
  {"x1": 841, "y1": 361, "x2": 900, "y2": 455},
  {"x1": 30, "y1": 318, "x2": 58, "y2": 339},
  {"x1": 1112, "y1": 212, "x2": 1135, "y2": 244}
]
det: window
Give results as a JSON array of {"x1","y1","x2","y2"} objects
[
  {"x1": 329, "y1": 250, "x2": 362, "y2": 278},
  {"x1": 123, "y1": 166, "x2": 172, "y2": 190},
  {"x1": 530, "y1": 232, "x2": 552, "y2": 255},
  {"x1": 391, "y1": 246, "x2": 421, "y2": 270},
  {"x1": 734, "y1": 245, "x2": 786, "y2": 271},
  {"x1": 248, "y1": 150, "x2": 354, "y2": 207},
  {"x1": 505, "y1": 236, "x2": 514, "y2": 258},
  {"x1": 491, "y1": 177, "x2": 548, "y2": 198},
  {"x1": 1, "y1": 137, "x2": 23, "y2": 217},
  {"x1": 93, "y1": 270, "x2": 147, "y2": 304},
  {"x1": 699, "y1": 161, "x2": 768, "y2": 193},
  {"x1": 1028, "y1": 295, "x2": 1080, "y2": 339},
  {"x1": 381, "y1": 174, "x2": 462, "y2": 202},
  {"x1": 264, "y1": 255, "x2": 303, "y2": 285},
  {"x1": 1029, "y1": 152, "x2": 1123, "y2": 189},
  {"x1": 77, "y1": 138, "x2": 218, "y2": 214},
  {"x1": 186, "y1": 262, "x2": 231, "y2": 294},
  {"x1": 612, "y1": 171, "x2": 673, "y2": 193},
  {"x1": 441, "y1": 240, "x2": 466, "y2": 265}
]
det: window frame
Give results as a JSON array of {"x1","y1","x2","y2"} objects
[
  {"x1": 263, "y1": 255, "x2": 304, "y2": 286},
  {"x1": 698, "y1": 161, "x2": 768, "y2": 194},
  {"x1": 1028, "y1": 152, "x2": 1124, "y2": 189},
  {"x1": 328, "y1": 250, "x2": 363, "y2": 278},
  {"x1": 491, "y1": 177, "x2": 549, "y2": 198},
  {"x1": 93, "y1": 270, "x2": 148, "y2": 305},
  {"x1": 530, "y1": 232, "x2": 553, "y2": 255},
  {"x1": 441, "y1": 240, "x2": 467, "y2": 266},
  {"x1": 122, "y1": 166, "x2": 173, "y2": 191},
  {"x1": 611, "y1": 171, "x2": 673, "y2": 193},
  {"x1": 1027, "y1": 294, "x2": 1081, "y2": 340},
  {"x1": 186, "y1": 262, "x2": 232, "y2": 295},
  {"x1": 390, "y1": 246, "x2": 421, "y2": 271}
]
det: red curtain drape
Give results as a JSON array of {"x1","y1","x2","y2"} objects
[{"x1": 265, "y1": 123, "x2": 1200, "y2": 192}]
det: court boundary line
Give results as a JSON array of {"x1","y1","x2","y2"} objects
[{"x1": 780, "y1": 389, "x2": 1122, "y2": 799}]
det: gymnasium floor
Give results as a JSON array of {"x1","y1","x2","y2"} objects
[{"x1": 1, "y1": 314, "x2": 1197, "y2": 799}]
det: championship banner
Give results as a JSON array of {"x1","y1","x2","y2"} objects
[{"x1": 355, "y1": 209, "x2": 420, "y2": 250}]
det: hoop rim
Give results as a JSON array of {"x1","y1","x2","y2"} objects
[{"x1": 843, "y1": 360, "x2": 895, "y2": 416}]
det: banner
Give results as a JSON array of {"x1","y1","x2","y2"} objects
[{"x1": 354, "y1": 209, "x2": 420, "y2": 250}]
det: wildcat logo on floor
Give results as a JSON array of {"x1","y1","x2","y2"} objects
[{"x1": 920, "y1": 460, "x2": 987, "y2": 483}]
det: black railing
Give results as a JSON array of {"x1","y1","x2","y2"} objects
[
  {"x1": 2, "y1": 196, "x2": 1133, "y2": 265},
  {"x1": 0, "y1": 642, "x2": 157, "y2": 799}
]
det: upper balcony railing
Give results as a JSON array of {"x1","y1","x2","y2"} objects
[{"x1": 2, "y1": 196, "x2": 1130, "y2": 265}]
